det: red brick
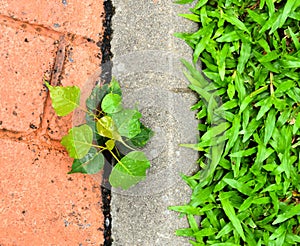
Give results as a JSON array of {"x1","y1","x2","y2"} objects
[
  {"x1": 0, "y1": 24, "x2": 55, "y2": 132},
  {"x1": 0, "y1": 0, "x2": 104, "y2": 41},
  {"x1": 0, "y1": 138, "x2": 104, "y2": 245},
  {"x1": 46, "y1": 43, "x2": 101, "y2": 140}
]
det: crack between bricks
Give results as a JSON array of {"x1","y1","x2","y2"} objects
[
  {"x1": 0, "y1": 14, "x2": 98, "y2": 47},
  {"x1": 37, "y1": 35, "x2": 68, "y2": 142},
  {"x1": 0, "y1": 128, "x2": 65, "y2": 151}
]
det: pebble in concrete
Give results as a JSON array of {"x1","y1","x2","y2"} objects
[{"x1": 111, "y1": 0, "x2": 198, "y2": 245}]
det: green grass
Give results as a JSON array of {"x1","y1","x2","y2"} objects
[{"x1": 169, "y1": 0, "x2": 300, "y2": 245}]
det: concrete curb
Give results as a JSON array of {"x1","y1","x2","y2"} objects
[{"x1": 111, "y1": 0, "x2": 198, "y2": 245}]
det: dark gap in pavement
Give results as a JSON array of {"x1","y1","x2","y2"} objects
[{"x1": 100, "y1": 0, "x2": 115, "y2": 245}]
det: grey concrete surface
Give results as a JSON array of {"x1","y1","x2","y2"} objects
[{"x1": 111, "y1": 0, "x2": 198, "y2": 245}]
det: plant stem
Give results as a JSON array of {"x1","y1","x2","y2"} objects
[{"x1": 108, "y1": 149, "x2": 133, "y2": 175}]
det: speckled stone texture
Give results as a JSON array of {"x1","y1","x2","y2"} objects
[{"x1": 111, "y1": 0, "x2": 198, "y2": 245}]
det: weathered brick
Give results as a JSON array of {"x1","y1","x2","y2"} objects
[
  {"x1": 0, "y1": 138, "x2": 104, "y2": 245},
  {"x1": 46, "y1": 43, "x2": 101, "y2": 140},
  {"x1": 0, "y1": 0, "x2": 104, "y2": 41},
  {"x1": 0, "y1": 24, "x2": 55, "y2": 132}
]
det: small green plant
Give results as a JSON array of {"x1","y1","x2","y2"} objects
[
  {"x1": 45, "y1": 78, "x2": 153, "y2": 189},
  {"x1": 170, "y1": 0, "x2": 300, "y2": 245}
]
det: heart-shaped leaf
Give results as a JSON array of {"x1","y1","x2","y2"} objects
[
  {"x1": 45, "y1": 82, "x2": 80, "y2": 116},
  {"x1": 129, "y1": 123, "x2": 154, "y2": 147},
  {"x1": 101, "y1": 93, "x2": 123, "y2": 114},
  {"x1": 61, "y1": 124, "x2": 93, "y2": 159},
  {"x1": 86, "y1": 84, "x2": 110, "y2": 113},
  {"x1": 109, "y1": 77, "x2": 122, "y2": 96},
  {"x1": 109, "y1": 151, "x2": 150, "y2": 189},
  {"x1": 96, "y1": 116, "x2": 122, "y2": 141},
  {"x1": 111, "y1": 109, "x2": 142, "y2": 139},
  {"x1": 68, "y1": 147, "x2": 104, "y2": 174},
  {"x1": 105, "y1": 139, "x2": 115, "y2": 150}
]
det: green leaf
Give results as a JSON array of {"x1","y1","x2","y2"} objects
[
  {"x1": 101, "y1": 93, "x2": 123, "y2": 114},
  {"x1": 175, "y1": 228, "x2": 194, "y2": 237},
  {"x1": 111, "y1": 109, "x2": 142, "y2": 139},
  {"x1": 187, "y1": 214, "x2": 199, "y2": 232},
  {"x1": 182, "y1": 59, "x2": 209, "y2": 88},
  {"x1": 109, "y1": 151, "x2": 150, "y2": 189},
  {"x1": 224, "y1": 115, "x2": 240, "y2": 154},
  {"x1": 223, "y1": 13, "x2": 250, "y2": 34},
  {"x1": 264, "y1": 108, "x2": 276, "y2": 145},
  {"x1": 239, "y1": 96, "x2": 253, "y2": 114},
  {"x1": 217, "y1": 43, "x2": 230, "y2": 81},
  {"x1": 172, "y1": 0, "x2": 300, "y2": 243},
  {"x1": 45, "y1": 82, "x2": 80, "y2": 116},
  {"x1": 242, "y1": 118, "x2": 262, "y2": 143},
  {"x1": 178, "y1": 14, "x2": 201, "y2": 22},
  {"x1": 216, "y1": 222, "x2": 234, "y2": 239},
  {"x1": 258, "y1": 51, "x2": 280, "y2": 63},
  {"x1": 275, "y1": 80, "x2": 295, "y2": 94},
  {"x1": 223, "y1": 178, "x2": 253, "y2": 195},
  {"x1": 61, "y1": 124, "x2": 93, "y2": 159},
  {"x1": 229, "y1": 147, "x2": 257, "y2": 158},
  {"x1": 96, "y1": 116, "x2": 122, "y2": 141},
  {"x1": 237, "y1": 42, "x2": 251, "y2": 74},
  {"x1": 211, "y1": 243, "x2": 240, "y2": 246},
  {"x1": 227, "y1": 82, "x2": 235, "y2": 100},
  {"x1": 280, "y1": 59, "x2": 300, "y2": 68},
  {"x1": 272, "y1": 204, "x2": 300, "y2": 224},
  {"x1": 68, "y1": 147, "x2": 104, "y2": 174},
  {"x1": 194, "y1": 228, "x2": 218, "y2": 237},
  {"x1": 190, "y1": 186, "x2": 214, "y2": 207},
  {"x1": 194, "y1": 0, "x2": 209, "y2": 9},
  {"x1": 109, "y1": 77, "x2": 122, "y2": 96},
  {"x1": 200, "y1": 143, "x2": 224, "y2": 182},
  {"x1": 216, "y1": 31, "x2": 240, "y2": 42},
  {"x1": 86, "y1": 84, "x2": 109, "y2": 113},
  {"x1": 247, "y1": 9, "x2": 265, "y2": 26},
  {"x1": 174, "y1": 0, "x2": 195, "y2": 4},
  {"x1": 193, "y1": 25, "x2": 214, "y2": 62},
  {"x1": 219, "y1": 193, "x2": 246, "y2": 241},
  {"x1": 105, "y1": 139, "x2": 115, "y2": 150},
  {"x1": 296, "y1": 113, "x2": 300, "y2": 129},
  {"x1": 129, "y1": 123, "x2": 154, "y2": 147},
  {"x1": 279, "y1": 0, "x2": 299, "y2": 28},
  {"x1": 256, "y1": 98, "x2": 273, "y2": 120},
  {"x1": 288, "y1": 27, "x2": 300, "y2": 50},
  {"x1": 168, "y1": 205, "x2": 202, "y2": 215},
  {"x1": 85, "y1": 84, "x2": 110, "y2": 136},
  {"x1": 258, "y1": 38, "x2": 271, "y2": 53},
  {"x1": 239, "y1": 196, "x2": 254, "y2": 211},
  {"x1": 201, "y1": 122, "x2": 231, "y2": 142},
  {"x1": 234, "y1": 72, "x2": 246, "y2": 102},
  {"x1": 266, "y1": 0, "x2": 275, "y2": 16}
]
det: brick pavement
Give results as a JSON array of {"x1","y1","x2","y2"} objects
[{"x1": 0, "y1": 0, "x2": 105, "y2": 245}]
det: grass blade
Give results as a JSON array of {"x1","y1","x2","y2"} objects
[
  {"x1": 272, "y1": 204, "x2": 300, "y2": 224},
  {"x1": 219, "y1": 193, "x2": 246, "y2": 241}
]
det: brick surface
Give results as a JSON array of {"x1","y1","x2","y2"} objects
[
  {"x1": 0, "y1": 0, "x2": 104, "y2": 41},
  {"x1": 0, "y1": 138, "x2": 103, "y2": 245},
  {"x1": 47, "y1": 43, "x2": 101, "y2": 141},
  {"x1": 0, "y1": 0, "x2": 105, "y2": 244},
  {"x1": 0, "y1": 24, "x2": 55, "y2": 133}
]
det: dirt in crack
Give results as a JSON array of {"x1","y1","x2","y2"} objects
[
  {"x1": 100, "y1": 0, "x2": 114, "y2": 245},
  {"x1": 98, "y1": 0, "x2": 114, "y2": 85}
]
